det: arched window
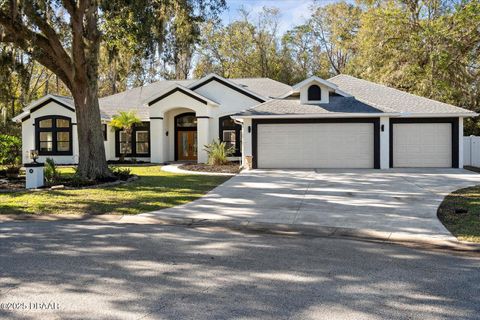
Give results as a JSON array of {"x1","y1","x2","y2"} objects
[
  {"x1": 308, "y1": 85, "x2": 321, "y2": 101},
  {"x1": 219, "y1": 116, "x2": 242, "y2": 157},
  {"x1": 176, "y1": 113, "x2": 197, "y2": 128},
  {"x1": 35, "y1": 116, "x2": 72, "y2": 155}
]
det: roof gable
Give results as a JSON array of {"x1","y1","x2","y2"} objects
[
  {"x1": 292, "y1": 76, "x2": 339, "y2": 91},
  {"x1": 12, "y1": 95, "x2": 75, "y2": 122},
  {"x1": 145, "y1": 84, "x2": 219, "y2": 106},
  {"x1": 188, "y1": 74, "x2": 267, "y2": 103}
]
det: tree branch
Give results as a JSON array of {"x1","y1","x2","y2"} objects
[
  {"x1": 21, "y1": 2, "x2": 73, "y2": 83},
  {"x1": 0, "y1": 7, "x2": 74, "y2": 88}
]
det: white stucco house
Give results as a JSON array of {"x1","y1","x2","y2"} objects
[{"x1": 13, "y1": 73, "x2": 477, "y2": 169}]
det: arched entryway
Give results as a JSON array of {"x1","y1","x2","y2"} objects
[{"x1": 174, "y1": 112, "x2": 197, "y2": 161}]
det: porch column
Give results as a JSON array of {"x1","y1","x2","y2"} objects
[
  {"x1": 241, "y1": 118, "x2": 252, "y2": 167},
  {"x1": 380, "y1": 117, "x2": 390, "y2": 169},
  {"x1": 197, "y1": 116, "x2": 210, "y2": 163},
  {"x1": 150, "y1": 117, "x2": 164, "y2": 163},
  {"x1": 459, "y1": 117, "x2": 464, "y2": 168}
]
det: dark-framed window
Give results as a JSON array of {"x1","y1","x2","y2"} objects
[
  {"x1": 102, "y1": 124, "x2": 107, "y2": 141},
  {"x1": 115, "y1": 122, "x2": 150, "y2": 157},
  {"x1": 176, "y1": 113, "x2": 197, "y2": 128},
  {"x1": 219, "y1": 115, "x2": 241, "y2": 157},
  {"x1": 35, "y1": 115, "x2": 73, "y2": 155},
  {"x1": 308, "y1": 84, "x2": 321, "y2": 101}
]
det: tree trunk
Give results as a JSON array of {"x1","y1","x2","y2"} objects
[
  {"x1": 74, "y1": 89, "x2": 110, "y2": 179},
  {"x1": 73, "y1": 1, "x2": 111, "y2": 180}
]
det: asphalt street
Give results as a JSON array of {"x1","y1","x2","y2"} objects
[{"x1": 0, "y1": 219, "x2": 479, "y2": 320}]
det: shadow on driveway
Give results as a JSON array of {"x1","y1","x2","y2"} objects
[{"x1": 0, "y1": 220, "x2": 479, "y2": 319}]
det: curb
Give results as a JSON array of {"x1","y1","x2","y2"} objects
[
  {"x1": 1, "y1": 213, "x2": 479, "y2": 254},
  {"x1": 122, "y1": 215, "x2": 480, "y2": 254}
]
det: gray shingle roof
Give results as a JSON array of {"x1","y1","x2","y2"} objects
[
  {"x1": 328, "y1": 74, "x2": 474, "y2": 115},
  {"x1": 230, "y1": 78, "x2": 292, "y2": 98},
  {"x1": 99, "y1": 80, "x2": 193, "y2": 120},
  {"x1": 97, "y1": 77, "x2": 291, "y2": 120},
  {"x1": 46, "y1": 95, "x2": 112, "y2": 120},
  {"x1": 235, "y1": 96, "x2": 390, "y2": 116},
  {"x1": 50, "y1": 94, "x2": 74, "y2": 107}
]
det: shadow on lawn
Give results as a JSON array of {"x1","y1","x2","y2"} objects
[
  {"x1": 0, "y1": 173, "x2": 230, "y2": 215},
  {"x1": 0, "y1": 220, "x2": 479, "y2": 319}
]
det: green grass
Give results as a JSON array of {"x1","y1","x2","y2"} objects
[
  {"x1": 0, "y1": 165, "x2": 230, "y2": 215},
  {"x1": 438, "y1": 186, "x2": 480, "y2": 243}
]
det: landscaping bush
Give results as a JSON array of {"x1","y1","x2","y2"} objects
[
  {"x1": 44, "y1": 158, "x2": 60, "y2": 184},
  {"x1": 0, "y1": 134, "x2": 21, "y2": 167},
  {"x1": 110, "y1": 166, "x2": 133, "y2": 180},
  {"x1": 204, "y1": 140, "x2": 236, "y2": 166}
]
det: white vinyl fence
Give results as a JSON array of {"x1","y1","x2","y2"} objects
[{"x1": 464, "y1": 136, "x2": 480, "y2": 167}]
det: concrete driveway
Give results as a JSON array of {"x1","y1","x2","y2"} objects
[{"x1": 148, "y1": 168, "x2": 480, "y2": 240}]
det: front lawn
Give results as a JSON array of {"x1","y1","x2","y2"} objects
[
  {"x1": 0, "y1": 165, "x2": 229, "y2": 215},
  {"x1": 438, "y1": 186, "x2": 480, "y2": 243}
]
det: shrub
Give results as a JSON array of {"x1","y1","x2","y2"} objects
[
  {"x1": 204, "y1": 140, "x2": 235, "y2": 166},
  {"x1": 109, "y1": 166, "x2": 133, "y2": 180},
  {"x1": 44, "y1": 158, "x2": 60, "y2": 184},
  {"x1": 0, "y1": 134, "x2": 21, "y2": 167}
]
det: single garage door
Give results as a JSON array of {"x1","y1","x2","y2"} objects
[
  {"x1": 392, "y1": 123, "x2": 452, "y2": 167},
  {"x1": 257, "y1": 123, "x2": 374, "y2": 168}
]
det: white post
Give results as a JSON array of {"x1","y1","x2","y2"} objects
[
  {"x1": 458, "y1": 117, "x2": 464, "y2": 168},
  {"x1": 197, "y1": 117, "x2": 210, "y2": 163},
  {"x1": 241, "y1": 118, "x2": 253, "y2": 168},
  {"x1": 379, "y1": 117, "x2": 390, "y2": 169},
  {"x1": 25, "y1": 163, "x2": 45, "y2": 189},
  {"x1": 150, "y1": 118, "x2": 164, "y2": 163}
]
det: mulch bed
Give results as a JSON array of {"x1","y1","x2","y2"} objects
[
  {"x1": 0, "y1": 177, "x2": 25, "y2": 190},
  {"x1": 0, "y1": 175, "x2": 137, "y2": 192},
  {"x1": 180, "y1": 163, "x2": 241, "y2": 174}
]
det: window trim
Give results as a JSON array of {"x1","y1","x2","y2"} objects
[
  {"x1": 308, "y1": 84, "x2": 322, "y2": 101},
  {"x1": 102, "y1": 123, "x2": 108, "y2": 141},
  {"x1": 219, "y1": 115, "x2": 242, "y2": 157},
  {"x1": 35, "y1": 115, "x2": 73, "y2": 156},
  {"x1": 174, "y1": 112, "x2": 198, "y2": 161},
  {"x1": 135, "y1": 130, "x2": 150, "y2": 155},
  {"x1": 115, "y1": 122, "x2": 151, "y2": 158}
]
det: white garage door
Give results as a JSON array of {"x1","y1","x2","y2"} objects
[
  {"x1": 257, "y1": 123, "x2": 374, "y2": 168},
  {"x1": 393, "y1": 123, "x2": 452, "y2": 167}
]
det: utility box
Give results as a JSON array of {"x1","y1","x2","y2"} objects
[{"x1": 25, "y1": 163, "x2": 45, "y2": 189}]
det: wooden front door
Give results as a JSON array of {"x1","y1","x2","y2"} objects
[{"x1": 177, "y1": 131, "x2": 197, "y2": 161}]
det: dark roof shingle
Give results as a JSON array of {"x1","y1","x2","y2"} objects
[
  {"x1": 235, "y1": 96, "x2": 391, "y2": 116},
  {"x1": 328, "y1": 74, "x2": 474, "y2": 115}
]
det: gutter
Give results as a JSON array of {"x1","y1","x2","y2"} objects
[
  {"x1": 232, "y1": 111, "x2": 478, "y2": 120},
  {"x1": 231, "y1": 113, "x2": 400, "y2": 120}
]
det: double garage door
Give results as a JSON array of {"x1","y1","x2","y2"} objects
[
  {"x1": 257, "y1": 122, "x2": 376, "y2": 169},
  {"x1": 255, "y1": 120, "x2": 455, "y2": 169}
]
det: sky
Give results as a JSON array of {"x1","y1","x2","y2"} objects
[{"x1": 221, "y1": 0, "x2": 341, "y2": 33}]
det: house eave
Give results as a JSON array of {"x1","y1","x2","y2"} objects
[
  {"x1": 188, "y1": 73, "x2": 268, "y2": 103},
  {"x1": 144, "y1": 84, "x2": 220, "y2": 107},
  {"x1": 397, "y1": 112, "x2": 478, "y2": 118},
  {"x1": 232, "y1": 112, "x2": 401, "y2": 120}
]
